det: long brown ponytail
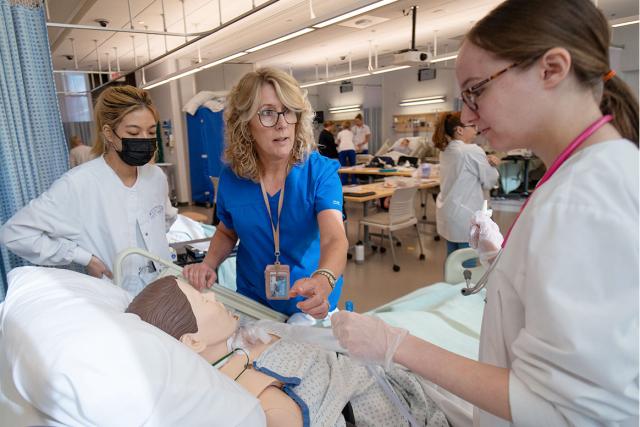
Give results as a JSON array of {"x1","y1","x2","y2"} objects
[
  {"x1": 466, "y1": 0, "x2": 638, "y2": 145},
  {"x1": 432, "y1": 112, "x2": 463, "y2": 151}
]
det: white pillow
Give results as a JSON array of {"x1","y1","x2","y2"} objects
[{"x1": 0, "y1": 267, "x2": 265, "y2": 427}]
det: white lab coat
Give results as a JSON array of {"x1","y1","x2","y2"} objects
[
  {"x1": 0, "y1": 156, "x2": 177, "y2": 289},
  {"x1": 436, "y1": 140, "x2": 499, "y2": 242},
  {"x1": 475, "y1": 139, "x2": 639, "y2": 426}
]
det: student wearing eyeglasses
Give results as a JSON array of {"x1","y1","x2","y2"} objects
[
  {"x1": 183, "y1": 68, "x2": 348, "y2": 320},
  {"x1": 432, "y1": 112, "x2": 499, "y2": 266},
  {"x1": 332, "y1": 0, "x2": 638, "y2": 425}
]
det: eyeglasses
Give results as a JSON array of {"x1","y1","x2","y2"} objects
[
  {"x1": 460, "y1": 63, "x2": 519, "y2": 112},
  {"x1": 257, "y1": 108, "x2": 298, "y2": 127}
]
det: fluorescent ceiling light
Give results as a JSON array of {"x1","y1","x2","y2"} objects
[
  {"x1": 327, "y1": 72, "x2": 370, "y2": 83},
  {"x1": 199, "y1": 52, "x2": 248, "y2": 70},
  {"x1": 300, "y1": 81, "x2": 327, "y2": 88},
  {"x1": 330, "y1": 107, "x2": 361, "y2": 114},
  {"x1": 246, "y1": 28, "x2": 315, "y2": 53},
  {"x1": 399, "y1": 96, "x2": 446, "y2": 107},
  {"x1": 612, "y1": 19, "x2": 639, "y2": 27},
  {"x1": 143, "y1": 52, "x2": 246, "y2": 90},
  {"x1": 371, "y1": 65, "x2": 411, "y2": 75},
  {"x1": 329, "y1": 104, "x2": 361, "y2": 112},
  {"x1": 313, "y1": 0, "x2": 399, "y2": 28},
  {"x1": 430, "y1": 53, "x2": 458, "y2": 63}
]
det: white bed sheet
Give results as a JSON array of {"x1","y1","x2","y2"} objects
[{"x1": 369, "y1": 282, "x2": 486, "y2": 427}]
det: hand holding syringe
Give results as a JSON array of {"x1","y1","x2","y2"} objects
[{"x1": 467, "y1": 200, "x2": 503, "y2": 267}]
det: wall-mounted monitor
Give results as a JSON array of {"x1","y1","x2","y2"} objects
[{"x1": 418, "y1": 68, "x2": 437, "y2": 81}]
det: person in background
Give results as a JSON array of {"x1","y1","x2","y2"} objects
[
  {"x1": 332, "y1": 0, "x2": 638, "y2": 425},
  {"x1": 182, "y1": 68, "x2": 348, "y2": 320},
  {"x1": 352, "y1": 113, "x2": 371, "y2": 154},
  {"x1": 68, "y1": 135, "x2": 93, "y2": 168},
  {"x1": 433, "y1": 112, "x2": 499, "y2": 266},
  {"x1": 336, "y1": 120, "x2": 357, "y2": 185},
  {"x1": 317, "y1": 120, "x2": 338, "y2": 159},
  {"x1": 0, "y1": 85, "x2": 177, "y2": 293}
]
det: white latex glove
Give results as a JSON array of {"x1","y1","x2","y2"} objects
[
  {"x1": 469, "y1": 210, "x2": 503, "y2": 267},
  {"x1": 331, "y1": 311, "x2": 408, "y2": 371},
  {"x1": 228, "y1": 322, "x2": 271, "y2": 353}
]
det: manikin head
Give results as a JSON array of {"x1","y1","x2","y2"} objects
[{"x1": 126, "y1": 276, "x2": 238, "y2": 361}]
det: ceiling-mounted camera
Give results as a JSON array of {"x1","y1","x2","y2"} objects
[
  {"x1": 95, "y1": 18, "x2": 110, "y2": 28},
  {"x1": 64, "y1": 54, "x2": 74, "y2": 61}
]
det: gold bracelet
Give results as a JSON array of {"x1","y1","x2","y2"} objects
[{"x1": 312, "y1": 269, "x2": 336, "y2": 290}]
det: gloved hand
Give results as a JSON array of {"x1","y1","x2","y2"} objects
[
  {"x1": 469, "y1": 210, "x2": 503, "y2": 267},
  {"x1": 331, "y1": 311, "x2": 408, "y2": 371},
  {"x1": 228, "y1": 322, "x2": 272, "y2": 353}
]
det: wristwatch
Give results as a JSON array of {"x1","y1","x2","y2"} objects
[{"x1": 312, "y1": 268, "x2": 336, "y2": 290}]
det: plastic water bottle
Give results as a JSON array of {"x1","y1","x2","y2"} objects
[{"x1": 355, "y1": 242, "x2": 365, "y2": 264}]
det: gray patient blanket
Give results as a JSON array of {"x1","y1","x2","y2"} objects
[{"x1": 254, "y1": 339, "x2": 449, "y2": 427}]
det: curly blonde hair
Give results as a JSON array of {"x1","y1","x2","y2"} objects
[{"x1": 224, "y1": 67, "x2": 316, "y2": 181}]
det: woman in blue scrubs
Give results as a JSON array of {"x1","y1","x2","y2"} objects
[{"x1": 183, "y1": 68, "x2": 348, "y2": 318}]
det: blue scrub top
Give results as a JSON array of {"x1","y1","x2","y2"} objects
[{"x1": 217, "y1": 152, "x2": 344, "y2": 315}]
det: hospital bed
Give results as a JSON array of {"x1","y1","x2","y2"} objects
[{"x1": 0, "y1": 247, "x2": 483, "y2": 426}]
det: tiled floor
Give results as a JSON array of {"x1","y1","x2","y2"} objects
[{"x1": 179, "y1": 196, "x2": 519, "y2": 313}]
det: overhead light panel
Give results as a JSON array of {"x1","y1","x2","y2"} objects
[
  {"x1": 429, "y1": 53, "x2": 458, "y2": 63},
  {"x1": 300, "y1": 81, "x2": 327, "y2": 88},
  {"x1": 329, "y1": 104, "x2": 362, "y2": 113},
  {"x1": 371, "y1": 65, "x2": 411, "y2": 75},
  {"x1": 327, "y1": 72, "x2": 370, "y2": 83},
  {"x1": 199, "y1": 51, "x2": 248, "y2": 70},
  {"x1": 399, "y1": 95, "x2": 446, "y2": 107},
  {"x1": 313, "y1": 0, "x2": 399, "y2": 28},
  {"x1": 246, "y1": 28, "x2": 315, "y2": 53},
  {"x1": 143, "y1": 51, "x2": 247, "y2": 90},
  {"x1": 611, "y1": 18, "x2": 639, "y2": 27}
]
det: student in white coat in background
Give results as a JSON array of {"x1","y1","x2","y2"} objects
[
  {"x1": 0, "y1": 86, "x2": 177, "y2": 294},
  {"x1": 433, "y1": 112, "x2": 499, "y2": 264},
  {"x1": 332, "y1": 0, "x2": 639, "y2": 425}
]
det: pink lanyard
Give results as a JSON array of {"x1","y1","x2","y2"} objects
[{"x1": 501, "y1": 114, "x2": 613, "y2": 247}]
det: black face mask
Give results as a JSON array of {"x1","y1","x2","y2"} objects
[{"x1": 112, "y1": 131, "x2": 157, "y2": 166}]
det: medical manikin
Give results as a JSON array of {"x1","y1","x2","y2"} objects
[{"x1": 126, "y1": 277, "x2": 449, "y2": 427}]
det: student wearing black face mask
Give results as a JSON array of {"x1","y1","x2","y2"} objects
[{"x1": 0, "y1": 86, "x2": 177, "y2": 295}]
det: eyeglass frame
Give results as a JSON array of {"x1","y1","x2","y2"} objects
[
  {"x1": 460, "y1": 62, "x2": 519, "y2": 112},
  {"x1": 256, "y1": 108, "x2": 299, "y2": 128}
]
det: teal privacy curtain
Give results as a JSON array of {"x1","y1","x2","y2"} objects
[{"x1": 0, "y1": 0, "x2": 69, "y2": 300}]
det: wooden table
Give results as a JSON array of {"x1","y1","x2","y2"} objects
[
  {"x1": 339, "y1": 167, "x2": 417, "y2": 179},
  {"x1": 343, "y1": 179, "x2": 440, "y2": 249}
]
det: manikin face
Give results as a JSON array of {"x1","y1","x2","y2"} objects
[
  {"x1": 456, "y1": 41, "x2": 540, "y2": 152},
  {"x1": 177, "y1": 279, "x2": 238, "y2": 348},
  {"x1": 248, "y1": 83, "x2": 296, "y2": 166},
  {"x1": 104, "y1": 107, "x2": 157, "y2": 151}
]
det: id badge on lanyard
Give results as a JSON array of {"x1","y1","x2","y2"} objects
[{"x1": 260, "y1": 178, "x2": 291, "y2": 300}]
